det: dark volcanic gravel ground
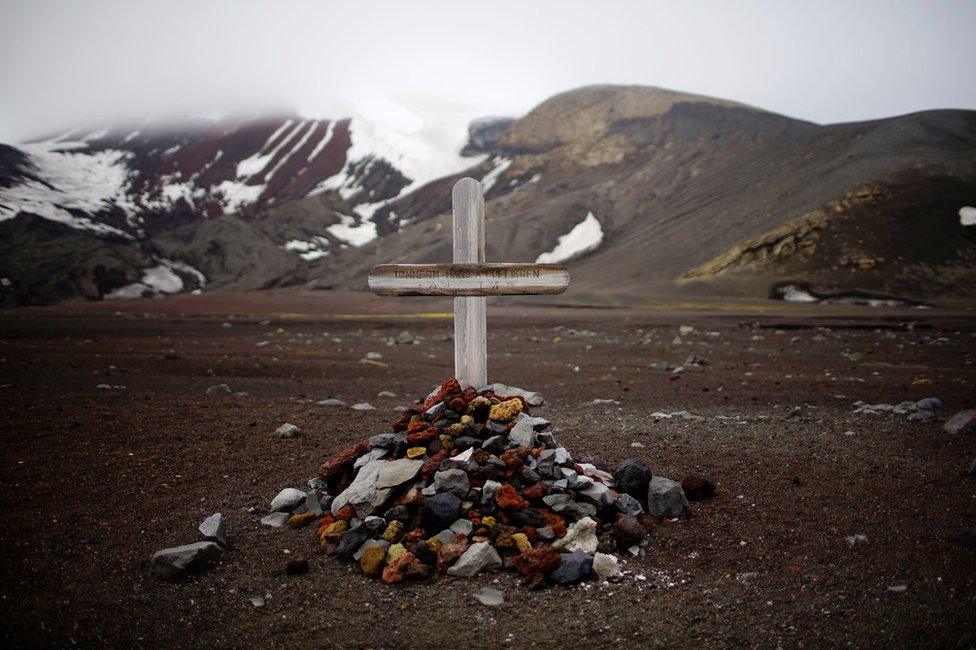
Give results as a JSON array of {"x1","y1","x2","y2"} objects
[{"x1": 1, "y1": 295, "x2": 975, "y2": 648}]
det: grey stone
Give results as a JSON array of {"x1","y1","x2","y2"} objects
[
  {"x1": 916, "y1": 397, "x2": 944, "y2": 411},
  {"x1": 536, "y1": 432, "x2": 557, "y2": 449},
  {"x1": 275, "y1": 423, "x2": 300, "y2": 438},
  {"x1": 150, "y1": 541, "x2": 221, "y2": 581},
  {"x1": 375, "y1": 458, "x2": 424, "y2": 489},
  {"x1": 377, "y1": 390, "x2": 396, "y2": 398},
  {"x1": 480, "y1": 480, "x2": 501, "y2": 513},
  {"x1": 509, "y1": 412, "x2": 536, "y2": 447},
  {"x1": 472, "y1": 586, "x2": 505, "y2": 606},
  {"x1": 553, "y1": 447, "x2": 572, "y2": 465},
  {"x1": 447, "y1": 541, "x2": 502, "y2": 577},
  {"x1": 363, "y1": 515, "x2": 387, "y2": 535},
  {"x1": 425, "y1": 401, "x2": 446, "y2": 419},
  {"x1": 614, "y1": 458, "x2": 652, "y2": 498},
  {"x1": 198, "y1": 512, "x2": 227, "y2": 546},
  {"x1": 450, "y1": 518, "x2": 474, "y2": 536},
  {"x1": 481, "y1": 435, "x2": 506, "y2": 453},
  {"x1": 336, "y1": 524, "x2": 371, "y2": 559},
  {"x1": 432, "y1": 528, "x2": 457, "y2": 546},
  {"x1": 480, "y1": 383, "x2": 545, "y2": 406},
  {"x1": 369, "y1": 433, "x2": 399, "y2": 448},
  {"x1": 305, "y1": 490, "x2": 330, "y2": 516},
  {"x1": 536, "y1": 526, "x2": 556, "y2": 541},
  {"x1": 579, "y1": 482, "x2": 616, "y2": 509},
  {"x1": 354, "y1": 448, "x2": 390, "y2": 470},
  {"x1": 433, "y1": 469, "x2": 470, "y2": 497},
  {"x1": 548, "y1": 549, "x2": 592, "y2": 584},
  {"x1": 845, "y1": 533, "x2": 869, "y2": 548},
  {"x1": 317, "y1": 398, "x2": 347, "y2": 407},
  {"x1": 615, "y1": 493, "x2": 644, "y2": 516},
  {"x1": 907, "y1": 410, "x2": 935, "y2": 422},
  {"x1": 307, "y1": 476, "x2": 326, "y2": 491},
  {"x1": 351, "y1": 402, "x2": 376, "y2": 411},
  {"x1": 425, "y1": 492, "x2": 462, "y2": 531},
  {"x1": 542, "y1": 494, "x2": 596, "y2": 520},
  {"x1": 270, "y1": 488, "x2": 306, "y2": 513},
  {"x1": 529, "y1": 416, "x2": 551, "y2": 431},
  {"x1": 945, "y1": 410, "x2": 976, "y2": 434},
  {"x1": 260, "y1": 512, "x2": 290, "y2": 527},
  {"x1": 331, "y1": 459, "x2": 390, "y2": 518},
  {"x1": 394, "y1": 330, "x2": 416, "y2": 345},
  {"x1": 453, "y1": 436, "x2": 481, "y2": 450},
  {"x1": 592, "y1": 552, "x2": 621, "y2": 580},
  {"x1": 647, "y1": 476, "x2": 690, "y2": 518},
  {"x1": 205, "y1": 383, "x2": 232, "y2": 395}
]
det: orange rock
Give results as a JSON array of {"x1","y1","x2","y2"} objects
[
  {"x1": 289, "y1": 511, "x2": 316, "y2": 528},
  {"x1": 496, "y1": 483, "x2": 529, "y2": 510}
]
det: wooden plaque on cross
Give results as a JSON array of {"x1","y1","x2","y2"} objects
[{"x1": 367, "y1": 177, "x2": 571, "y2": 389}]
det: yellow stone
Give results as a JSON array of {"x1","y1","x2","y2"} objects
[
  {"x1": 466, "y1": 396, "x2": 491, "y2": 414},
  {"x1": 406, "y1": 446, "x2": 427, "y2": 459},
  {"x1": 323, "y1": 521, "x2": 347, "y2": 535},
  {"x1": 489, "y1": 398, "x2": 523, "y2": 422},
  {"x1": 481, "y1": 516, "x2": 496, "y2": 528},
  {"x1": 512, "y1": 532, "x2": 532, "y2": 553},
  {"x1": 386, "y1": 543, "x2": 407, "y2": 563},
  {"x1": 381, "y1": 520, "x2": 405, "y2": 543},
  {"x1": 426, "y1": 538, "x2": 443, "y2": 553},
  {"x1": 460, "y1": 415, "x2": 474, "y2": 425},
  {"x1": 289, "y1": 511, "x2": 316, "y2": 528},
  {"x1": 447, "y1": 423, "x2": 465, "y2": 435}
]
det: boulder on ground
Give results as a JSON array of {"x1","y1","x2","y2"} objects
[
  {"x1": 945, "y1": 410, "x2": 976, "y2": 434},
  {"x1": 647, "y1": 476, "x2": 690, "y2": 517},
  {"x1": 150, "y1": 541, "x2": 221, "y2": 581}
]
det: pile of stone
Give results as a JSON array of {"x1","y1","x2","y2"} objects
[{"x1": 268, "y1": 378, "x2": 705, "y2": 588}]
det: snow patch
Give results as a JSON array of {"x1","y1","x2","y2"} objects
[
  {"x1": 778, "y1": 285, "x2": 819, "y2": 303},
  {"x1": 282, "y1": 237, "x2": 330, "y2": 260},
  {"x1": 215, "y1": 180, "x2": 265, "y2": 214},
  {"x1": 327, "y1": 212, "x2": 378, "y2": 247},
  {"x1": 105, "y1": 259, "x2": 205, "y2": 299},
  {"x1": 307, "y1": 121, "x2": 337, "y2": 162},
  {"x1": 960, "y1": 206, "x2": 976, "y2": 226},
  {"x1": 480, "y1": 157, "x2": 512, "y2": 194},
  {"x1": 0, "y1": 140, "x2": 136, "y2": 237},
  {"x1": 535, "y1": 212, "x2": 604, "y2": 264}
]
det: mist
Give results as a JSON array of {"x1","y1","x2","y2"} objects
[{"x1": 1, "y1": 0, "x2": 975, "y2": 142}]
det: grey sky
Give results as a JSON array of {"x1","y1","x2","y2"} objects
[{"x1": 1, "y1": 0, "x2": 974, "y2": 143}]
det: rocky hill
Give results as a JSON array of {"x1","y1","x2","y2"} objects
[{"x1": 2, "y1": 85, "x2": 974, "y2": 306}]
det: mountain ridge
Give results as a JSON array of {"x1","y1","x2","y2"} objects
[{"x1": 1, "y1": 85, "x2": 974, "y2": 306}]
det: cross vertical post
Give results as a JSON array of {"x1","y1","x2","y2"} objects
[{"x1": 452, "y1": 178, "x2": 487, "y2": 389}]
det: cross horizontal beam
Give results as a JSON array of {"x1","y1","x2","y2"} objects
[{"x1": 368, "y1": 263, "x2": 570, "y2": 297}]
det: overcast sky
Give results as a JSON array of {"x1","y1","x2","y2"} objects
[{"x1": 1, "y1": 0, "x2": 974, "y2": 143}]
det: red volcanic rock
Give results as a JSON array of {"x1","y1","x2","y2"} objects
[
  {"x1": 448, "y1": 397, "x2": 467, "y2": 413},
  {"x1": 682, "y1": 475, "x2": 716, "y2": 501},
  {"x1": 496, "y1": 484, "x2": 529, "y2": 510},
  {"x1": 336, "y1": 504, "x2": 357, "y2": 522},
  {"x1": 540, "y1": 509, "x2": 567, "y2": 538},
  {"x1": 381, "y1": 552, "x2": 430, "y2": 584},
  {"x1": 612, "y1": 514, "x2": 646, "y2": 547},
  {"x1": 406, "y1": 426, "x2": 439, "y2": 445},
  {"x1": 436, "y1": 536, "x2": 470, "y2": 572},
  {"x1": 317, "y1": 440, "x2": 370, "y2": 480},
  {"x1": 406, "y1": 420, "x2": 428, "y2": 435},
  {"x1": 512, "y1": 544, "x2": 561, "y2": 576},
  {"x1": 522, "y1": 482, "x2": 549, "y2": 503},
  {"x1": 423, "y1": 378, "x2": 461, "y2": 411},
  {"x1": 500, "y1": 447, "x2": 531, "y2": 469},
  {"x1": 461, "y1": 387, "x2": 478, "y2": 403},
  {"x1": 420, "y1": 450, "x2": 449, "y2": 481}
]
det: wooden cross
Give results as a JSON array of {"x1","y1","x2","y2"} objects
[{"x1": 368, "y1": 177, "x2": 570, "y2": 389}]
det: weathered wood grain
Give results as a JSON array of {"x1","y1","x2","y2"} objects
[
  {"x1": 452, "y1": 178, "x2": 487, "y2": 389},
  {"x1": 367, "y1": 263, "x2": 571, "y2": 296}
]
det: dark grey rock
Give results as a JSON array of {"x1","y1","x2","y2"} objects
[
  {"x1": 433, "y1": 469, "x2": 470, "y2": 497},
  {"x1": 205, "y1": 383, "x2": 232, "y2": 396},
  {"x1": 198, "y1": 512, "x2": 227, "y2": 546},
  {"x1": 306, "y1": 490, "x2": 330, "y2": 516},
  {"x1": 647, "y1": 476, "x2": 690, "y2": 518},
  {"x1": 615, "y1": 458, "x2": 653, "y2": 498},
  {"x1": 481, "y1": 435, "x2": 506, "y2": 453},
  {"x1": 424, "y1": 492, "x2": 462, "y2": 531},
  {"x1": 543, "y1": 494, "x2": 597, "y2": 520},
  {"x1": 369, "y1": 433, "x2": 400, "y2": 448},
  {"x1": 916, "y1": 397, "x2": 944, "y2": 411},
  {"x1": 945, "y1": 410, "x2": 976, "y2": 434},
  {"x1": 480, "y1": 480, "x2": 501, "y2": 514},
  {"x1": 536, "y1": 432, "x2": 557, "y2": 449},
  {"x1": 548, "y1": 549, "x2": 592, "y2": 584},
  {"x1": 615, "y1": 493, "x2": 644, "y2": 516},
  {"x1": 260, "y1": 512, "x2": 290, "y2": 527},
  {"x1": 336, "y1": 524, "x2": 371, "y2": 559},
  {"x1": 150, "y1": 541, "x2": 221, "y2": 581},
  {"x1": 453, "y1": 436, "x2": 481, "y2": 450}
]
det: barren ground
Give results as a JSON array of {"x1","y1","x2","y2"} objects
[{"x1": 1, "y1": 290, "x2": 974, "y2": 648}]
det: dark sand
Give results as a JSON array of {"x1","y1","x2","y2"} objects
[{"x1": 1, "y1": 290, "x2": 974, "y2": 647}]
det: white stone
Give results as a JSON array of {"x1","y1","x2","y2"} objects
[
  {"x1": 270, "y1": 487, "x2": 306, "y2": 512},
  {"x1": 592, "y1": 552, "x2": 621, "y2": 580},
  {"x1": 552, "y1": 516, "x2": 599, "y2": 553},
  {"x1": 447, "y1": 541, "x2": 502, "y2": 577}
]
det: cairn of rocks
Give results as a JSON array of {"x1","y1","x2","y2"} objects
[{"x1": 271, "y1": 378, "x2": 699, "y2": 588}]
